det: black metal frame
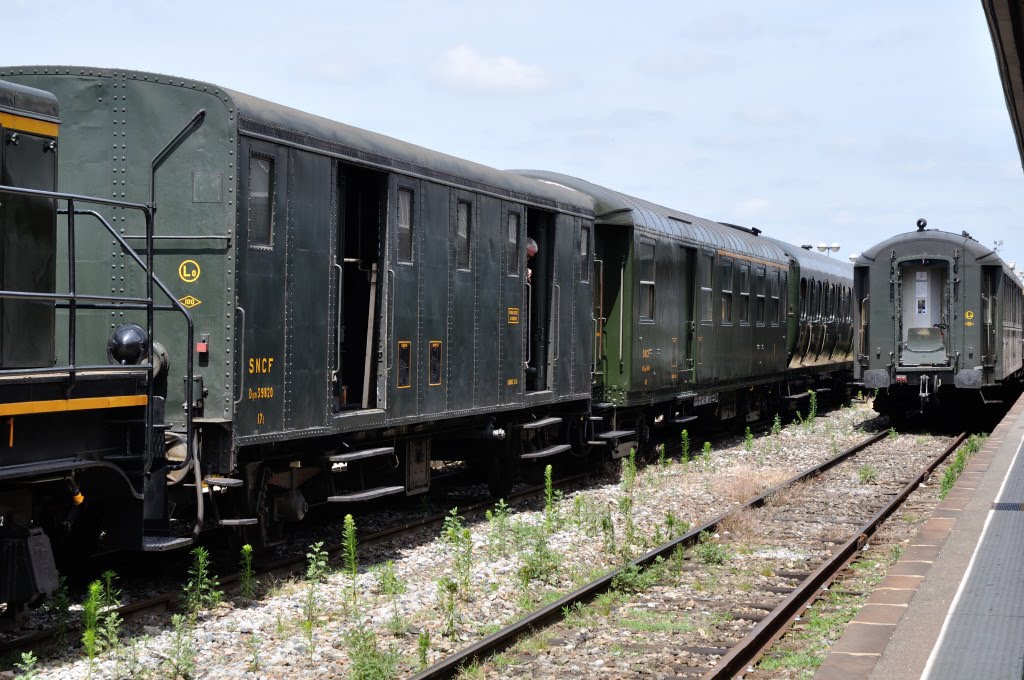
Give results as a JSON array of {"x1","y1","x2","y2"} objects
[{"x1": 0, "y1": 184, "x2": 195, "y2": 478}]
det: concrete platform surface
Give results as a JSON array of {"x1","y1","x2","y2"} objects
[{"x1": 815, "y1": 393, "x2": 1024, "y2": 680}]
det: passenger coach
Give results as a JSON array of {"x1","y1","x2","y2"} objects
[
  {"x1": 854, "y1": 221, "x2": 1024, "y2": 416},
  {"x1": 1, "y1": 66, "x2": 596, "y2": 550},
  {"x1": 514, "y1": 171, "x2": 853, "y2": 440}
]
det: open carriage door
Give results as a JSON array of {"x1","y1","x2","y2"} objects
[
  {"x1": 333, "y1": 165, "x2": 384, "y2": 413},
  {"x1": 678, "y1": 246, "x2": 697, "y2": 384},
  {"x1": 524, "y1": 210, "x2": 554, "y2": 393},
  {"x1": 898, "y1": 261, "x2": 950, "y2": 367}
]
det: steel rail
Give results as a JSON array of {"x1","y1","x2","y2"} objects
[
  {"x1": 411, "y1": 429, "x2": 891, "y2": 680},
  {"x1": 0, "y1": 472, "x2": 590, "y2": 656},
  {"x1": 704, "y1": 431, "x2": 969, "y2": 678}
]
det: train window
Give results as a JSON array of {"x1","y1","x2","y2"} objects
[
  {"x1": 739, "y1": 264, "x2": 750, "y2": 324},
  {"x1": 799, "y1": 278, "x2": 807, "y2": 320},
  {"x1": 721, "y1": 259, "x2": 734, "y2": 324},
  {"x1": 456, "y1": 200, "x2": 471, "y2": 270},
  {"x1": 699, "y1": 252, "x2": 714, "y2": 322},
  {"x1": 816, "y1": 281, "x2": 824, "y2": 319},
  {"x1": 755, "y1": 266, "x2": 766, "y2": 325},
  {"x1": 507, "y1": 212, "x2": 520, "y2": 276},
  {"x1": 639, "y1": 241, "x2": 656, "y2": 321},
  {"x1": 397, "y1": 340, "x2": 412, "y2": 389},
  {"x1": 779, "y1": 272, "x2": 788, "y2": 324},
  {"x1": 770, "y1": 270, "x2": 781, "y2": 326},
  {"x1": 429, "y1": 340, "x2": 442, "y2": 386},
  {"x1": 398, "y1": 188, "x2": 414, "y2": 263},
  {"x1": 580, "y1": 226, "x2": 590, "y2": 282},
  {"x1": 248, "y1": 155, "x2": 274, "y2": 248}
]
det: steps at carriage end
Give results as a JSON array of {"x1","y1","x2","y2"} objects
[
  {"x1": 327, "y1": 486, "x2": 405, "y2": 503},
  {"x1": 521, "y1": 443, "x2": 572, "y2": 460},
  {"x1": 326, "y1": 446, "x2": 395, "y2": 463},
  {"x1": 141, "y1": 536, "x2": 193, "y2": 552},
  {"x1": 516, "y1": 416, "x2": 562, "y2": 430},
  {"x1": 671, "y1": 415, "x2": 698, "y2": 425},
  {"x1": 204, "y1": 476, "x2": 243, "y2": 488},
  {"x1": 598, "y1": 429, "x2": 638, "y2": 459},
  {"x1": 218, "y1": 518, "x2": 258, "y2": 527}
]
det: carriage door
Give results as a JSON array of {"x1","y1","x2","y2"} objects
[
  {"x1": 236, "y1": 140, "x2": 288, "y2": 434},
  {"x1": 899, "y1": 262, "x2": 949, "y2": 366},
  {"x1": 678, "y1": 247, "x2": 696, "y2": 383},
  {"x1": 385, "y1": 177, "x2": 421, "y2": 419},
  {"x1": 524, "y1": 210, "x2": 554, "y2": 393},
  {"x1": 334, "y1": 165, "x2": 384, "y2": 412}
]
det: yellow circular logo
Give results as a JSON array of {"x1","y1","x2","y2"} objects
[
  {"x1": 178, "y1": 260, "x2": 200, "y2": 283},
  {"x1": 964, "y1": 310, "x2": 975, "y2": 320}
]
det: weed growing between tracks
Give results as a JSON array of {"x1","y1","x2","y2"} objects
[
  {"x1": 939, "y1": 434, "x2": 987, "y2": 498},
  {"x1": 239, "y1": 543, "x2": 258, "y2": 601},
  {"x1": 15, "y1": 402, "x2": 885, "y2": 678},
  {"x1": 184, "y1": 546, "x2": 222, "y2": 619},
  {"x1": 757, "y1": 546, "x2": 902, "y2": 678}
]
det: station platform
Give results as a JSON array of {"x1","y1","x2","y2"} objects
[{"x1": 815, "y1": 392, "x2": 1024, "y2": 679}]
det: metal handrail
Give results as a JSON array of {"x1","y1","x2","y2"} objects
[{"x1": 0, "y1": 184, "x2": 195, "y2": 482}]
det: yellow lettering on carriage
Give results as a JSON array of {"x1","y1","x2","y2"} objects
[{"x1": 248, "y1": 357, "x2": 276, "y2": 373}]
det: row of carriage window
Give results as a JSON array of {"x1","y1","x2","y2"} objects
[
  {"x1": 696, "y1": 252, "x2": 786, "y2": 327},
  {"x1": 638, "y1": 246, "x2": 852, "y2": 329},
  {"x1": 248, "y1": 156, "x2": 853, "y2": 332},
  {"x1": 248, "y1": 154, "x2": 593, "y2": 278}
]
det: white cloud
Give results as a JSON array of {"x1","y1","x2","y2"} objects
[
  {"x1": 430, "y1": 45, "x2": 552, "y2": 94},
  {"x1": 737, "y1": 104, "x2": 797, "y2": 125}
]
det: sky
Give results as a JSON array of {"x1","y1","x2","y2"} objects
[{"x1": 7, "y1": 1, "x2": 1024, "y2": 267}]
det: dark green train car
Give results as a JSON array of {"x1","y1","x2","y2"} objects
[
  {"x1": 762, "y1": 238, "x2": 855, "y2": 375},
  {"x1": 3, "y1": 66, "x2": 595, "y2": 546},
  {"x1": 514, "y1": 172, "x2": 850, "y2": 447},
  {"x1": 854, "y1": 223, "x2": 1023, "y2": 416}
]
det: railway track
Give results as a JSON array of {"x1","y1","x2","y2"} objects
[
  {"x1": 1, "y1": 404, "x2": 899, "y2": 678},
  {"x1": 0, "y1": 471, "x2": 593, "y2": 658},
  {"x1": 414, "y1": 429, "x2": 968, "y2": 679},
  {"x1": 0, "y1": 405, "x2": 756, "y2": 658}
]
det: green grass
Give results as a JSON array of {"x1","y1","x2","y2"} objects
[
  {"x1": 758, "y1": 648, "x2": 822, "y2": 672},
  {"x1": 619, "y1": 609, "x2": 694, "y2": 634}
]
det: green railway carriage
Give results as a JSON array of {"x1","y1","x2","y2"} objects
[
  {"x1": 761, "y1": 237, "x2": 855, "y2": 374},
  {"x1": 854, "y1": 224, "x2": 1024, "y2": 416},
  {"x1": 514, "y1": 171, "x2": 850, "y2": 435},
  {"x1": 3, "y1": 66, "x2": 595, "y2": 548}
]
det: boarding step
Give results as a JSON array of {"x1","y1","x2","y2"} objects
[
  {"x1": 517, "y1": 417, "x2": 562, "y2": 430},
  {"x1": 814, "y1": 387, "x2": 832, "y2": 394},
  {"x1": 521, "y1": 443, "x2": 572, "y2": 460},
  {"x1": 592, "y1": 402, "x2": 615, "y2": 411},
  {"x1": 589, "y1": 415, "x2": 604, "y2": 422},
  {"x1": 671, "y1": 416, "x2": 698, "y2": 425},
  {"x1": 218, "y1": 518, "x2": 258, "y2": 527},
  {"x1": 599, "y1": 429, "x2": 636, "y2": 440},
  {"x1": 204, "y1": 476, "x2": 243, "y2": 488},
  {"x1": 587, "y1": 440, "x2": 606, "y2": 446},
  {"x1": 327, "y1": 446, "x2": 395, "y2": 463},
  {"x1": 328, "y1": 485, "x2": 405, "y2": 503},
  {"x1": 785, "y1": 391, "x2": 810, "y2": 400},
  {"x1": 142, "y1": 536, "x2": 193, "y2": 552}
]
